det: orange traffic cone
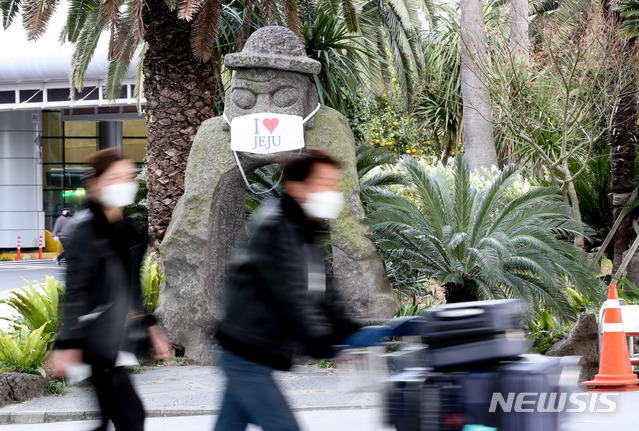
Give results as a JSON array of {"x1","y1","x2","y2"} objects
[{"x1": 582, "y1": 284, "x2": 639, "y2": 391}]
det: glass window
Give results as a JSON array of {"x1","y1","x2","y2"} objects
[
  {"x1": 65, "y1": 165, "x2": 92, "y2": 188},
  {"x1": 123, "y1": 120, "x2": 147, "y2": 137},
  {"x1": 64, "y1": 121, "x2": 98, "y2": 137},
  {"x1": 42, "y1": 138, "x2": 63, "y2": 164},
  {"x1": 65, "y1": 138, "x2": 98, "y2": 163},
  {"x1": 123, "y1": 138, "x2": 147, "y2": 164},
  {"x1": 43, "y1": 165, "x2": 64, "y2": 189},
  {"x1": 43, "y1": 190, "x2": 63, "y2": 231},
  {"x1": 43, "y1": 111, "x2": 62, "y2": 137}
]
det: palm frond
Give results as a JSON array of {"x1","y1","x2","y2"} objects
[
  {"x1": 191, "y1": 0, "x2": 223, "y2": 61},
  {"x1": 22, "y1": 0, "x2": 58, "y2": 40},
  {"x1": 1, "y1": 0, "x2": 22, "y2": 29},
  {"x1": 177, "y1": 0, "x2": 205, "y2": 21},
  {"x1": 70, "y1": 6, "x2": 108, "y2": 93},
  {"x1": 286, "y1": 0, "x2": 302, "y2": 38}
]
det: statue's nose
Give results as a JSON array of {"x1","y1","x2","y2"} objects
[{"x1": 254, "y1": 94, "x2": 274, "y2": 111}]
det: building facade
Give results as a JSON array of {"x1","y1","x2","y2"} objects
[{"x1": 1, "y1": 19, "x2": 146, "y2": 248}]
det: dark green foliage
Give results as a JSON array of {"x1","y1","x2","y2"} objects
[
  {"x1": 367, "y1": 155, "x2": 603, "y2": 322},
  {"x1": 304, "y1": 11, "x2": 380, "y2": 115},
  {"x1": 124, "y1": 169, "x2": 149, "y2": 237},
  {"x1": 572, "y1": 155, "x2": 613, "y2": 254}
]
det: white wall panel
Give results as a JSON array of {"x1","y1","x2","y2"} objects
[{"x1": 0, "y1": 159, "x2": 38, "y2": 185}]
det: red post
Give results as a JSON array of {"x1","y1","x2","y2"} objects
[
  {"x1": 38, "y1": 235, "x2": 43, "y2": 260},
  {"x1": 16, "y1": 236, "x2": 21, "y2": 261}
]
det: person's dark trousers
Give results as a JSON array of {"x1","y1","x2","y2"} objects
[
  {"x1": 58, "y1": 237, "x2": 69, "y2": 261},
  {"x1": 91, "y1": 365, "x2": 145, "y2": 431},
  {"x1": 214, "y1": 349, "x2": 299, "y2": 431}
]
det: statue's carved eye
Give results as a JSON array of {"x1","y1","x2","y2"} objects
[
  {"x1": 272, "y1": 88, "x2": 299, "y2": 108},
  {"x1": 232, "y1": 89, "x2": 257, "y2": 110}
]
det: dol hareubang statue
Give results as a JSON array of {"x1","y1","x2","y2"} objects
[{"x1": 157, "y1": 26, "x2": 399, "y2": 362}]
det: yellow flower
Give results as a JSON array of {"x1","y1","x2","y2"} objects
[
  {"x1": 421, "y1": 128, "x2": 426, "y2": 132},
  {"x1": 393, "y1": 122, "x2": 398, "y2": 126},
  {"x1": 411, "y1": 149, "x2": 416, "y2": 153},
  {"x1": 380, "y1": 143, "x2": 386, "y2": 146},
  {"x1": 370, "y1": 142, "x2": 375, "y2": 146},
  {"x1": 388, "y1": 142, "x2": 394, "y2": 146},
  {"x1": 422, "y1": 146, "x2": 425, "y2": 149},
  {"x1": 406, "y1": 150, "x2": 411, "y2": 154},
  {"x1": 460, "y1": 149, "x2": 465, "y2": 154},
  {"x1": 375, "y1": 139, "x2": 380, "y2": 143},
  {"x1": 451, "y1": 152, "x2": 456, "y2": 156},
  {"x1": 392, "y1": 77, "x2": 397, "y2": 82},
  {"x1": 413, "y1": 155, "x2": 418, "y2": 158},
  {"x1": 383, "y1": 93, "x2": 388, "y2": 97}
]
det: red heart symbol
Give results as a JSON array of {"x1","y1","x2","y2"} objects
[{"x1": 263, "y1": 118, "x2": 279, "y2": 134}]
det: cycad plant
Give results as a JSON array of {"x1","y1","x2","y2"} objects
[
  {"x1": 0, "y1": 276, "x2": 64, "y2": 336},
  {"x1": 367, "y1": 155, "x2": 602, "y2": 322}
]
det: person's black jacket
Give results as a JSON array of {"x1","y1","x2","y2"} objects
[
  {"x1": 215, "y1": 194, "x2": 360, "y2": 371},
  {"x1": 56, "y1": 200, "x2": 153, "y2": 366}
]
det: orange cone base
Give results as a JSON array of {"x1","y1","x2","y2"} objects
[
  {"x1": 582, "y1": 373, "x2": 639, "y2": 391},
  {"x1": 582, "y1": 384, "x2": 639, "y2": 392}
]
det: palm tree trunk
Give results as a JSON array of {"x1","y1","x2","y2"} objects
[
  {"x1": 460, "y1": 0, "x2": 498, "y2": 172},
  {"x1": 610, "y1": 81, "x2": 637, "y2": 273},
  {"x1": 603, "y1": 2, "x2": 638, "y2": 273},
  {"x1": 444, "y1": 282, "x2": 478, "y2": 303},
  {"x1": 142, "y1": 0, "x2": 219, "y2": 250},
  {"x1": 509, "y1": 0, "x2": 529, "y2": 62}
]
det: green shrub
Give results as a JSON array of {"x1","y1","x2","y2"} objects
[
  {"x1": 141, "y1": 252, "x2": 162, "y2": 313},
  {"x1": 0, "y1": 324, "x2": 52, "y2": 376},
  {"x1": 367, "y1": 155, "x2": 603, "y2": 322},
  {"x1": 48, "y1": 378, "x2": 68, "y2": 395},
  {"x1": 0, "y1": 276, "x2": 64, "y2": 335}
]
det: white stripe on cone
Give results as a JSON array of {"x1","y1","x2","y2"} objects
[{"x1": 603, "y1": 323, "x2": 625, "y2": 332}]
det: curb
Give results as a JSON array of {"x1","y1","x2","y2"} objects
[{"x1": 0, "y1": 405, "x2": 375, "y2": 425}]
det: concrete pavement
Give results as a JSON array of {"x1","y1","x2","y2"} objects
[
  {"x1": 0, "y1": 364, "x2": 386, "y2": 428},
  {"x1": 1, "y1": 361, "x2": 639, "y2": 430}
]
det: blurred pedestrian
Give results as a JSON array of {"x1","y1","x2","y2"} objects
[
  {"x1": 52, "y1": 206, "x2": 73, "y2": 265},
  {"x1": 46, "y1": 148, "x2": 172, "y2": 431},
  {"x1": 214, "y1": 150, "x2": 361, "y2": 431}
]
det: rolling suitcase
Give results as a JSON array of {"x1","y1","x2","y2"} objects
[
  {"x1": 421, "y1": 299, "x2": 528, "y2": 370},
  {"x1": 497, "y1": 354, "x2": 563, "y2": 431},
  {"x1": 385, "y1": 368, "x2": 429, "y2": 431},
  {"x1": 460, "y1": 369, "x2": 500, "y2": 428}
]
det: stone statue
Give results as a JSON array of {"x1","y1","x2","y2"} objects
[{"x1": 157, "y1": 26, "x2": 399, "y2": 363}]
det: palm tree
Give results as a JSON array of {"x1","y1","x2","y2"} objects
[
  {"x1": 604, "y1": 0, "x2": 639, "y2": 273},
  {"x1": 367, "y1": 155, "x2": 602, "y2": 321},
  {"x1": 2, "y1": 0, "x2": 426, "y2": 249},
  {"x1": 460, "y1": 0, "x2": 498, "y2": 171}
]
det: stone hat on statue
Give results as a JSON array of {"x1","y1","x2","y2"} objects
[{"x1": 224, "y1": 26, "x2": 321, "y2": 76}]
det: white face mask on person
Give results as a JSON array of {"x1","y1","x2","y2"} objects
[
  {"x1": 300, "y1": 191, "x2": 345, "y2": 219},
  {"x1": 99, "y1": 182, "x2": 138, "y2": 209}
]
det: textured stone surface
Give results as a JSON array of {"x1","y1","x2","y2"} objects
[
  {"x1": 0, "y1": 373, "x2": 49, "y2": 407},
  {"x1": 224, "y1": 27, "x2": 321, "y2": 75},
  {"x1": 157, "y1": 27, "x2": 398, "y2": 363},
  {"x1": 158, "y1": 107, "x2": 399, "y2": 363},
  {"x1": 545, "y1": 312, "x2": 599, "y2": 382}
]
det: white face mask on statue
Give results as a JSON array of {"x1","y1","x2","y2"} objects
[
  {"x1": 99, "y1": 182, "x2": 138, "y2": 209},
  {"x1": 300, "y1": 191, "x2": 345, "y2": 219}
]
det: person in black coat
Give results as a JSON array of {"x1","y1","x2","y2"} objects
[
  {"x1": 214, "y1": 150, "x2": 361, "y2": 431},
  {"x1": 47, "y1": 148, "x2": 172, "y2": 431}
]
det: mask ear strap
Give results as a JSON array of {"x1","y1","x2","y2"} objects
[
  {"x1": 302, "y1": 104, "x2": 321, "y2": 124},
  {"x1": 233, "y1": 151, "x2": 285, "y2": 195}
]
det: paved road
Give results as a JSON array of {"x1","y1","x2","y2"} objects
[
  {"x1": 0, "y1": 260, "x2": 65, "y2": 331},
  {"x1": 0, "y1": 260, "x2": 65, "y2": 293},
  {"x1": 0, "y1": 409, "x2": 390, "y2": 431}
]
